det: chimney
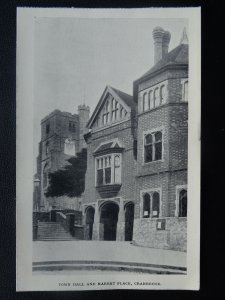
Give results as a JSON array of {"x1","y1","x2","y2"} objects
[
  {"x1": 162, "y1": 31, "x2": 171, "y2": 58},
  {"x1": 152, "y1": 27, "x2": 171, "y2": 64}
]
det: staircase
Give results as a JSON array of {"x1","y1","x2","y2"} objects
[{"x1": 37, "y1": 222, "x2": 76, "y2": 241}]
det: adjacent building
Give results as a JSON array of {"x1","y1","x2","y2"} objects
[
  {"x1": 34, "y1": 105, "x2": 90, "y2": 212},
  {"x1": 83, "y1": 27, "x2": 188, "y2": 251}
]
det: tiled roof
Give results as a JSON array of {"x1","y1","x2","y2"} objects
[
  {"x1": 110, "y1": 86, "x2": 136, "y2": 110},
  {"x1": 136, "y1": 44, "x2": 188, "y2": 82}
]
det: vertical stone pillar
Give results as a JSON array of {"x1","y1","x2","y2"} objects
[
  {"x1": 92, "y1": 204, "x2": 100, "y2": 240},
  {"x1": 116, "y1": 201, "x2": 125, "y2": 241}
]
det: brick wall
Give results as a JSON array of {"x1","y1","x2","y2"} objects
[
  {"x1": 84, "y1": 120, "x2": 136, "y2": 205},
  {"x1": 133, "y1": 217, "x2": 187, "y2": 251}
]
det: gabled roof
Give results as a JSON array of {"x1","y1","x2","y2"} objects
[
  {"x1": 87, "y1": 85, "x2": 135, "y2": 129},
  {"x1": 135, "y1": 44, "x2": 188, "y2": 83}
]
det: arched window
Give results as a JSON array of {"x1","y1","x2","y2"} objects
[
  {"x1": 149, "y1": 90, "x2": 154, "y2": 109},
  {"x1": 143, "y1": 93, "x2": 149, "y2": 112},
  {"x1": 179, "y1": 189, "x2": 187, "y2": 217},
  {"x1": 43, "y1": 164, "x2": 49, "y2": 188},
  {"x1": 64, "y1": 138, "x2": 76, "y2": 156},
  {"x1": 183, "y1": 81, "x2": 188, "y2": 102},
  {"x1": 160, "y1": 85, "x2": 166, "y2": 104},
  {"x1": 144, "y1": 131, "x2": 162, "y2": 163},
  {"x1": 152, "y1": 192, "x2": 160, "y2": 218},
  {"x1": 114, "y1": 155, "x2": 121, "y2": 183},
  {"x1": 154, "y1": 88, "x2": 160, "y2": 107},
  {"x1": 143, "y1": 193, "x2": 151, "y2": 218},
  {"x1": 46, "y1": 141, "x2": 50, "y2": 156}
]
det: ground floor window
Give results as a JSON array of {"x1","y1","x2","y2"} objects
[
  {"x1": 143, "y1": 191, "x2": 160, "y2": 218},
  {"x1": 178, "y1": 189, "x2": 187, "y2": 217}
]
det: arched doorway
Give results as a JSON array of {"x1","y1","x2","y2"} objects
[
  {"x1": 86, "y1": 207, "x2": 95, "y2": 240},
  {"x1": 100, "y1": 202, "x2": 119, "y2": 241},
  {"x1": 125, "y1": 202, "x2": 134, "y2": 241}
]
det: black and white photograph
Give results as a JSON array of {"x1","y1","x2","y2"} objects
[{"x1": 16, "y1": 7, "x2": 201, "y2": 291}]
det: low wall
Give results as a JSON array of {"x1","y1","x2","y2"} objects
[{"x1": 133, "y1": 217, "x2": 187, "y2": 252}]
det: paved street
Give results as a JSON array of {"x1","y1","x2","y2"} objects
[{"x1": 33, "y1": 241, "x2": 186, "y2": 274}]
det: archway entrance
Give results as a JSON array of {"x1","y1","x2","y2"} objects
[
  {"x1": 86, "y1": 207, "x2": 95, "y2": 240},
  {"x1": 125, "y1": 203, "x2": 134, "y2": 241},
  {"x1": 100, "y1": 202, "x2": 119, "y2": 241}
]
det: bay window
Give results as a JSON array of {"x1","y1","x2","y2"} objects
[{"x1": 96, "y1": 153, "x2": 121, "y2": 186}]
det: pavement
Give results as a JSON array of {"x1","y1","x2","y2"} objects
[{"x1": 33, "y1": 241, "x2": 186, "y2": 274}]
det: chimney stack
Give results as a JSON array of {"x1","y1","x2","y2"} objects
[{"x1": 152, "y1": 27, "x2": 171, "y2": 64}]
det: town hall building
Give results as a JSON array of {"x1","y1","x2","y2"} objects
[{"x1": 82, "y1": 27, "x2": 188, "y2": 251}]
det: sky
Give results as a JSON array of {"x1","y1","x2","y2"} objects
[{"x1": 33, "y1": 17, "x2": 188, "y2": 172}]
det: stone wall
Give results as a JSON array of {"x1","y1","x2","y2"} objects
[{"x1": 133, "y1": 217, "x2": 187, "y2": 251}]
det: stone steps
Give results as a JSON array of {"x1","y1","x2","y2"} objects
[{"x1": 37, "y1": 222, "x2": 76, "y2": 241}]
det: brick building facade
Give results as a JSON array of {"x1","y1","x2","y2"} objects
[
  {"x1": 83, "y1": 27, "x2": 188, "y2": 251},
  {"x1": 34, "y1": 105, "x2": 90, "y2": 212}
]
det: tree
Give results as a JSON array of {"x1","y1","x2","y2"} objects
[{"x1": 45, "y1": 148, "x2": 87, "y2": 198}]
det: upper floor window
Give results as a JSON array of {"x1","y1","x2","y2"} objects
[
  {"x1": 102, "y1": 100, "x2": 110, "y2": 125},
  {"x1": 144, "y1": 131, "x2": 162, "y2": 163},
  {"x1": 140, "y1": 81, "x2": 168, "y2": 113},
  {"x1": 160, "y1": 85, "x2": 166, "y2": 104},
  {"x1": 96, "y1": 153, "x2": 121, "y2": 186},
  {"x1": 69, "y1": 121, "x2": 76, "y2": 132},
  {"x1": 149, "y1": 90, "x2": 154, "y2": 109},
  {"x1": 143, "y1": 93, "x2": 149, "y2": 111},
  {"x1": 112, "y1": 99, "x2": 119, "y2": 122},
  {"x1": 46, "y1": 123, "x2": 50, "y2": 134},
  {"x1": 46, "y1": 141, "x2": 50, "y2": 156},
  {"x1": 143, "y1": 191, "x2": 160, "y2": 218},
  {"x1": 154, "y1": 87, "x2": 160, "y2": 107}
]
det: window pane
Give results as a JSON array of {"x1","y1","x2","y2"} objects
[
  {"x1": 143, "y1": 193, "x2": 150, "y2": 217},
  {"x1": 143, "y1": 93, "x2": 148, "y2": 111},
  {"x1": 154, "y1": 88, "x2": 160, "y2": 107},
  {"x1": 114, "y1": 166, "x2": 121, "y2": 183},
  {"x1": 97, "y1": 159, "x2": 99, "y2": 169},
  {"x1": 155, "y1": 131, "x2": 162, "y2": 142},
  {"x1": 97, "y1": 169, "x2": 103, "y2": 186},
  {"x1": 145, "y1": 134, "x2": 152, "y2": 145},
  {"x1": 184, "y1": 81, "x2": 188, "y2": 101},
  {"x1": 155, "y1": 142, "x2": 162, "y2": 160},
  {"x1": 114, "y1": 155, "x2": 120, "y2": 167},
  {"x1": 160, "y1": 85, "x2": 166, "y2": 104},
  {"x1": 145, "y1": 145, "x2": 152, "y2": 162},
  {"x1": 179, "y1": 189, "x2": 187, "y2": 217},
  {"x1": 149, "y1": 91, "x2": 154, "y2": 109},
  {"x1": 152, "y1": 192, "x2": 160, "y2": 217},
  {"x1": 105, "y1": 167, "x2": 111, "y2": 184}
]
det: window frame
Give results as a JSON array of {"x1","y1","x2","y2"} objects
[
  {"x1": 140, "y1": 188, "x2": 162, "y2": 218},
  {"x1": 143, "y1": 127, "x2": 164, "y2": 164},
  {"x1": 95, "y1": 153, "x2": 122, "y2": 187},
  {"x1": 181, "y1": 79, "x2": 188, "y2": 102},
  {"x1": 175, "y1": 185, "x2": 188, "y2": 217}
]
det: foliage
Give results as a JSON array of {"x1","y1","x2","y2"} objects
[{"x1": 45, "y1": 148, "x2": 87, "y2": 198}]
